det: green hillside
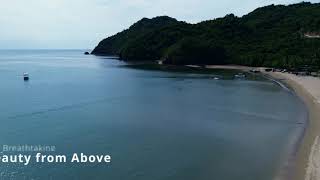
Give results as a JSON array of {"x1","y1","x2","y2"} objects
[{"x1": 92, "y1": 2, "x2": 320, "y2": 69}]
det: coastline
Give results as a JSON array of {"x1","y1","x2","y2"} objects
[
  {"x1": 206, "y1": 65, "x2": 320, "y2": 180},
  {"x1": 266, "y1": 72, "x2": 320, "y2": 180}
]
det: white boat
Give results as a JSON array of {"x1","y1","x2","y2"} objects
[
  {"x1": 234, "y1": 73, "x2": 246, "y2": 78},
  {"x1": 23, "y1": 73, "x2": 29, "y2": 81}
]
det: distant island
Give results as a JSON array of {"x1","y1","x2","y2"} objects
[{"x1": 92, "y1": 2, "x2": 320, "y2": 71}]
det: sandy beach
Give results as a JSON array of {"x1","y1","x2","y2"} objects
[
  {"x1": 267, "y1": 72, "x2": 320, "y2": 180},
  {"x1": 206, "y1": 65, "x2": 320, "y2": 180}
]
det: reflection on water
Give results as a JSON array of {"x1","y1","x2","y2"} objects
[{"x1": 0, "y1": 50, "x2": 306, "y2": 180}]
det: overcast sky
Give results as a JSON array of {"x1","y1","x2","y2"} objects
[{"x1": 0, "y1": 0, "x2": 318, "y2": 49}]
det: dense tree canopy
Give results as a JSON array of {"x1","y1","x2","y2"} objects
[
  {"x1": 164, "y1": 37, "x2": 227, "y2": 65},
  {"x1": 91, "y1": 2, "x2": 320, "y2": 69}
]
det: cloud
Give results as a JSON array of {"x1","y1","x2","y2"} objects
[{"x1": 0, "y1": 0, "x2": 318, "y2": 49}]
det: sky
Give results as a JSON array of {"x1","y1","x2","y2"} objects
[{"x1": 0, "y1": 0, "x2": 318, "y2": 49}]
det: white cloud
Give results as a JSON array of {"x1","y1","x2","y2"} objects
[{"x1": 0, "y1": 0, "x2": 318, "y2": 49}]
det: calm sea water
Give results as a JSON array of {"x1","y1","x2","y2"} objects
[{"x1": 0, "y1": 50, "x2": 306, "y2": 180}]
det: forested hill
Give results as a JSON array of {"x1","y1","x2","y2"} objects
[{"x1": 91, "y1": 2, "x2": 320, "y2": 69}]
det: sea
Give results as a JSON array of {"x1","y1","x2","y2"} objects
[{"x1": 0, "y1": 50, "x2": 307, "y2": 180}]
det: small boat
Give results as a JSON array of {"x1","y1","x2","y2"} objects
[
  {"x1": 250, "y1": 69, "x2": 260, "y2": 73},
  {"x1": 234, "y1": 73, "x2": 246, "y2": 78},
  {"x1": 210, "y1": 75, "x2": 221, "y2": 80},
  {"x1": 23, "y1": 73, "x2": 29, "y2": 81}
]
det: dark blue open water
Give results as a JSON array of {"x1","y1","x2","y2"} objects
[{"x1": 0, "y1": 50, "x2": 306, "y2": 180}]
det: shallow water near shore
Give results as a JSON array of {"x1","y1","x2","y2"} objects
[{"x1": 0, "y1": 50, "x2": 307, "y2": 180}]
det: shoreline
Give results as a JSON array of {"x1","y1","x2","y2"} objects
[
  {"x1": 267, "y1": 72, "x2": 320, "y2": 180},
  {"x1": 206, "y1": 65, "x2": 320, "y2": 180}
]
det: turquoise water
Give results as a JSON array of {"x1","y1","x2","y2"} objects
[{"x1": 0, "y1": 50, "x2": 306, "y2": 180}]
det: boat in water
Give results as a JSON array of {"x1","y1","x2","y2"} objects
[
  {"x1": 23, "y1": 73, "x2": 29, "y2": 81},
  {"x1": 210, "y1": 75, "x2": 222, "y2": 80},
  {"x1": 234, "y1": 73, "x2": 246, "y2": 79}
]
